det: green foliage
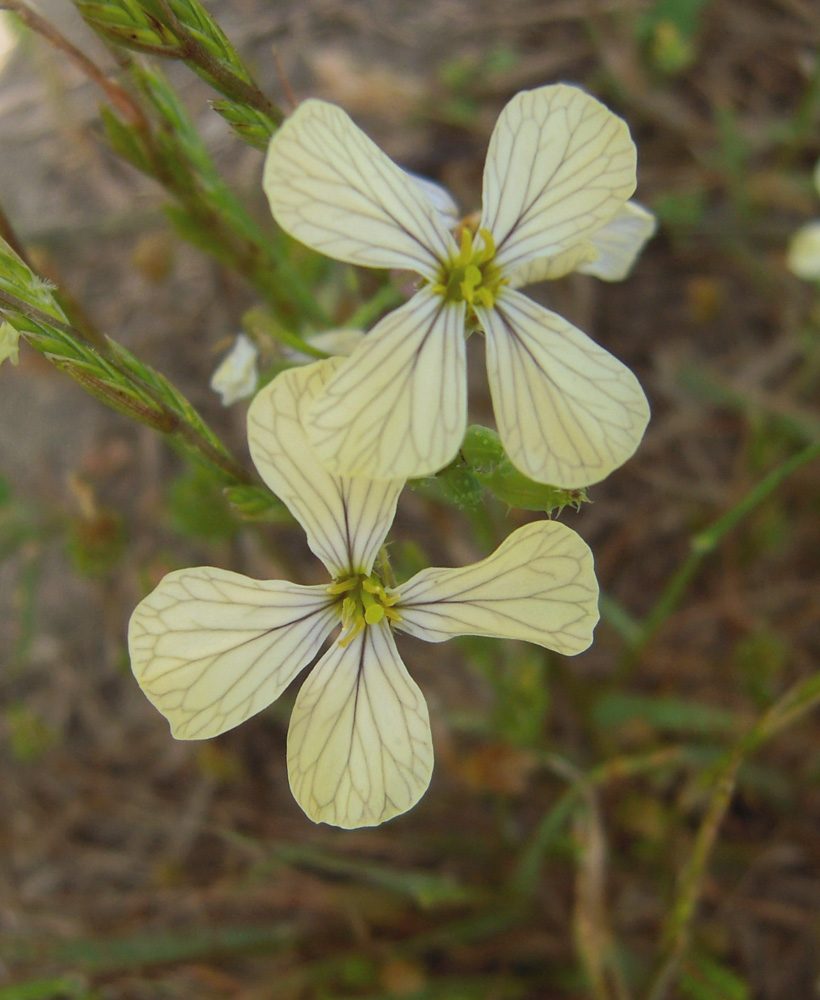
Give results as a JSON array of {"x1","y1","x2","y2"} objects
[
  {"x1": 653, "y1": 187, "x2": 708, "y2": 235},
  {"x1": 3, "y1": 704, "x2": 59, "y2": 762},
  {"x1": 209, "y1": 98, "x2": 275, "y2": 150},
  {"x1": 415, "y1": 425, "x2": 588, "y2": 515},
  {"x1": 637, "y1": 0, "x2": 713, "y2": 74},
  {"x1": 680, "y1": 952, "x2": 751, "y2": 1000},
  {"x1": 73, "y1": 0, "x2": 282, "y2": 138},
  {"x1": 66, "y1": 507, "x2": 126, "y2": 577},
  {"x1": 0, "y1": 978, "x2": 97, "y2": 1000},
  {"x1": 223, "y1": 482, "x2": 290, "y2": 522},
  {"x1": 437, "y1": 46, "x2": 520, "y2": 126},
  {"x1": 593, "y1": 693, "x2": 739, "y2": 737},
  {"x1": 167, "y1": 465, "x2": 238, "y2": 541},
  {"x1": 0, "y1": 237, "x2": 254, "y2": 485},
  {"x1": 267, "y1": 843, "x2": 480, "y2": 909},
  {"x1": 460, "y1": 425, "x2": 589, "y2": 514},
  {"x1": 732, "y1": 630, "x2": 790, "y2": 706}
]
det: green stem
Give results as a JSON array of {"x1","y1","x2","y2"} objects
[
  {"x1": 643, "y1": 671, "x2": 820, "y2": 1000},
  {"x1": 0, "y1": 289, "x2": 254, "y2": 485},
  {"x1": 631, "y1": 440, "x2": 820, "y2": 655}
]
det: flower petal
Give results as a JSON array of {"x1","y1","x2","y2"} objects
[
  {"x1": 264, "y1": 100, "x2": 454, "y2": 278},
  {"x1": 396, "y1": 520, "x2": 598, "y2": 655},
  {"x1": 210, "y1": 333, "x2": 259, "y2": 405},
  {"x1": 508, "y1": 241, "x2": 599, "y2": 288},
  {"x1": 128, "y1": 567, "x2": 338, "y2": 740},
  {"x1": 478, "y1": 288, "x2": 649, "y2": 488},
  {"x1": 481, "y1": 85, "x2": 637, "y2": 275},
  {"x1": 579, "y1": 201, "x2": 657, "y2": 281},
  {"x1": 248, "y1": 360, "x2": 403, "y2": 577},
  {"x1": 405, "y1": 170, "x2": 461, "y2": 225},
  {"x1": 287, "y1": 621, "x2": 434, "y2": 828},
  {"x1": 508, "y1": 202, "x2": 656, "y2": 288},
  {"x1": 786, "y1": 221, "x2": 820, "y2": 281},
  {"x1": 307, "y1": 288, "x2": 467, "y2": 480}
]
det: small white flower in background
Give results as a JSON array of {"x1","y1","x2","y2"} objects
[
  {"x1": 128, "y1": 360, "x2": 599, "y2": 828},
  {"x1": 264, "y1": 84, "x2": 653, "y2": 488},
  {"x1": 787, "y1": 160, "x2": 820, "y2": 280},
  {"x1": 210, "y1": 333, "x2": 259, "y2": 405},
  {"x1": 0, "y1": 321, "x2": 21, "y2": 367}
]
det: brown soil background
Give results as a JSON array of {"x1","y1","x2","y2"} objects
[{"x1": 2, "y1": 0, "x2": 820, "y2": 997}]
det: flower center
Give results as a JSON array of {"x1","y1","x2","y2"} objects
[
  {"x1": 433, "y1": 226, "x2": 506, "y2": 310},
  {"x1": 327, "y1": 572, "x2": 401, "y2": 646}
]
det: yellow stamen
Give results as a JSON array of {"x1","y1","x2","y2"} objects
[
  {"x1": 332, "y1": 571, "x2": 402, "y2": 644},
  {"x1": 433, "y1": 224, "x2": 505, "y2": 310}
]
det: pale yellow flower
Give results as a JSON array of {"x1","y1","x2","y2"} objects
[
  {"x1": 786, "y1": 159, "x2": 820, "y2": 281},
  {"x1": 264, "y1": 85, "x2": 653, "y2": 488},
  {"x1": 210, "y1": 333, "x2": 258, "y2": 405},
  {"x1": 129, "y1": 360, "x2": 600, "y2": 828}
]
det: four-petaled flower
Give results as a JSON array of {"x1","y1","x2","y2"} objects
[
  {"x1": 786, "y1": 158, "x2": 820, "y2": 281},
  {"x1": 210, "y1": 333, "x2": 259, "y2": 406},
  {"x1": 264, "y1": 84, "x2": 653, "y2": 488},
  {"x1": 128, "y1": 360, "x2": 600, "y2": 828}
]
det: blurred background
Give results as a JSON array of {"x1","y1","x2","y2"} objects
[{"x1": 1, "y1": 0, "x2": 820, "y2": 997}]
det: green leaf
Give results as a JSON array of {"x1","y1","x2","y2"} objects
[
  {"x1": 680, "y1": 952, "x2": 751, "y2": 1000},
  {"x1": 99, "y1": 106, "x2": 152, "y2": 173},
  {"x1": 592, "y1": 693, "x2": 739, "y2": 736},
  {"x1": 167, "y1": 466, "x2": 238, "y2": 541},
  {"x1": 0, "y1": 976, "x2": 94, "y2": 1000},
  {"x1": 269, "y1": 843, "x2": 480, "y2": 909}
]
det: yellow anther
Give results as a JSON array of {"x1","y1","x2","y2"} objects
[
  {"x1": 434, "y1": 224, "x2": 502, "y2": 308},
  {"x1": 331, "y1": 571, "x2": 400, "y2": 642},
  {"x1": 456, "y1": 226, "x2": 474, "y2": 267},
  {"x1": 338, "y1": 614, "x2": 366, "y2": 647},
  {"x1": 475, "y1": 228, "x2": 496, "y2": 264}
]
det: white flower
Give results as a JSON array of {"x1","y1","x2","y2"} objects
[
  {"x1": 210, "y1": 333, "x2": 259, "y2": 405},
  {"x1": 787, "y1": 159, "x2": 820, "y2": 281},
  {"x1": 0, "y1": 321, "x2": 20, "y2": 367},
  {"x1": 263, "y1": 84, "x2": 653, "y2": 488},
  {"x1": 787, "y1": 222, "x2": 820, "y2": 281},
  {"x1": 128, "y1": 360, "x2": 600, "y2": 828}
]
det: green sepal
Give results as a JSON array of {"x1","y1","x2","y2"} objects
[
  {"x1": 460, "y1": 425, "x2": 589, "y2": 514},
  {"x1": 210, "y1": 99, "x2": 276, "y2": 150},
  {"x1": 411, "y1": 464, "x2": 484, "y2": 510},
  {"x1": 223, "y1": 484, "x2": 291, "y2": 522}
]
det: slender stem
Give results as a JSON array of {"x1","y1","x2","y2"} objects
[
  {"x1": 0, "y1": 198, "x2": 110, "y2": 352},
  {"x1": 0, "y1": 0, "x2": 147, "y2": 125},
  {"x1": 631, "y1": 440, "x2": 820, "y2": 655},
  {"x1": 643, "y1": 671, "x2": 820, "y2": 1000},
  {"x1": 0, "y1": 289, "x2": 254, "y2": 485}
]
